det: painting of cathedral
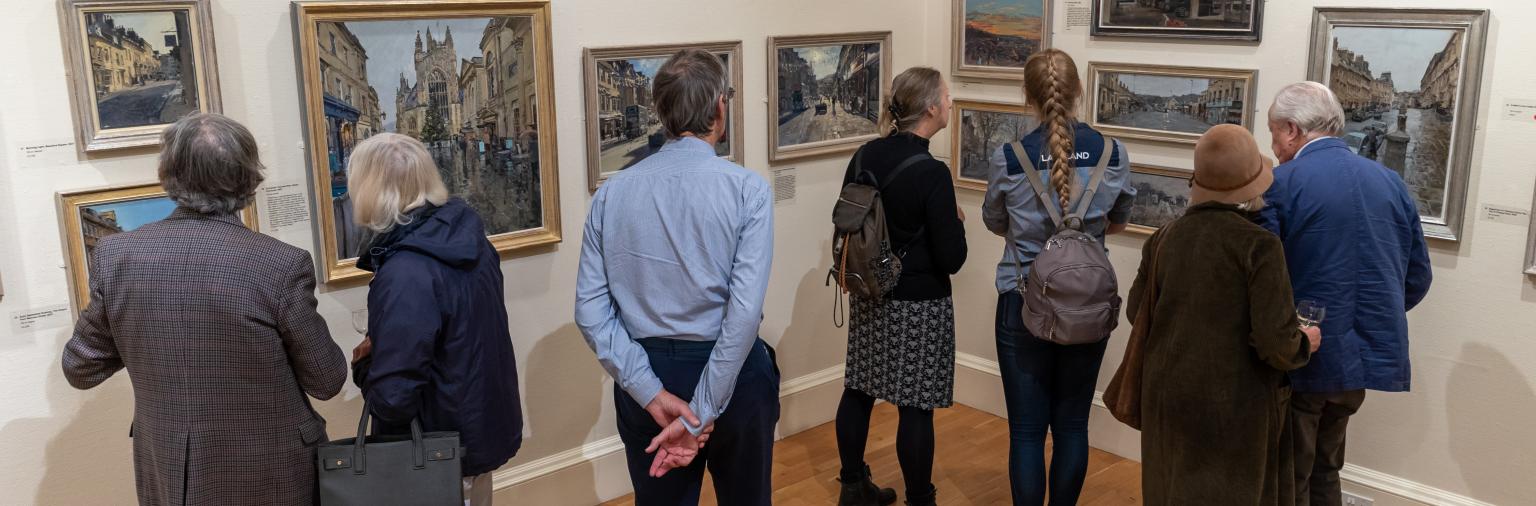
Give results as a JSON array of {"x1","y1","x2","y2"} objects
[{"x1": 295, "y1": 1, "x2": 561, "y2": 283}]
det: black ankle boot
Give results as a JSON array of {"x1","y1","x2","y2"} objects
[
  {"x1": 904, "y1": 485, "x2": 937, "y2": 506},
  {"x1": 838, "y1": 464, "x2": 897, "y2": 506}
]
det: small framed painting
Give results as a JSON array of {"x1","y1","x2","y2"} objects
[
  {"x1": 950, "y1": 100, "x2": 1037, "y2": 192},
  {"x1": 58, "y1": 0, "x2": 222, "y2": 153},
  {"x1": 57, "y1": 183, "x2": 258, "y2": 311},
  {"x1": 1126, "y1": 165, "x2": 1192, "y2": 234},
  {"x1": 767, "y1": 31, "x2": 891, "y2": 163},
  {"x1": 582, "y1": 41, "x2": 744, "y2": 191},
  {"x1": 1086, "y1": 62, "x2": 1256, "y2": 145},
  {"x1": 1091, "y1": 0, "x2": 1263, "y2": 41},
  {"x1": 1309, "y1": 8, "x2": 1489, "y2": 242},
  {"x1": 953, "y1": 0, "x2": 1049, "y2": 81}
]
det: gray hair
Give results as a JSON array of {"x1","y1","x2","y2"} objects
[
  {"x1": 653, "y1": 49, "x2": 728, "y2": 139},
  {"x1": 1269, "y1": 81, "x2": 1346, "y2": 137},
  {"x1": 881, "y1": 67, "x2": 946, "y2": 136},
  {"x1": 158, "y1": 113, "x2": 265, "y2": 215},
  {"x1": 347, "y1": 133, "x2": 449, "y2": 233}
]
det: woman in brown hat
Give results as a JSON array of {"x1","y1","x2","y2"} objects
[{"x1": 1127, "y1": 124, "x2": 1322, "y2": 505}]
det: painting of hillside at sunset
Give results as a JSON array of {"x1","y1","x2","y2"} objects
[{"x1": 957, "y1": 0, "x2": 1045, "y2": 78}]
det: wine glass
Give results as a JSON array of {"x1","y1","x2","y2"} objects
[
  {"x1": 351, "y1": 308, "x2": 369, "y2": 336},
  {"x1": 1297, "y1": 300, "x2": 1326, "y2": 328}
]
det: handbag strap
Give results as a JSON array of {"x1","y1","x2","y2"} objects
[{"x1": 353, "y1": 401, "x2": 428, "y2": 474}]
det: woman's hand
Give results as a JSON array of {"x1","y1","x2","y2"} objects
[{"x1": 1302, "y1": 325, "x2": 1322, "y2": 353}]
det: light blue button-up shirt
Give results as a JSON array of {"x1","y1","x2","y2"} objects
[{"x1": 575, "y1": 136, "x2": 774, "y2": 435}]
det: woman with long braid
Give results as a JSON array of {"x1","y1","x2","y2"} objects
[{"x1": 981, "y1": 49, "x2": 1138, "y2": 505}]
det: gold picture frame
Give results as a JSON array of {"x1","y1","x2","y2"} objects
[
  {"x1": 1125, "y1": 164, "x2": 1192, "y2": 235},
  {"x1": 1086, "y1": 62, "x2": 1257, "y2": 145},
  {"x1": 582, "y1": 41, "x2": 745, "y2": 192},
  {"x1": 58, "y1": 0, "x2": 223, "y2": 153},
  {"x1": 293, "y1": 0, "x2": 562, "y2": 284},
  {"x1": 767, "y1": 31, "x2": 892, "y2": 163},
  {"x1": 952, "y1": 0, "x2": 1050, "y2": 81},
  {"x1": 949, "y1": 99, "x2": 1037, "y2": 192},
  {"x1": 57, "y1": 183, "x2": 258, "y2": 312}
]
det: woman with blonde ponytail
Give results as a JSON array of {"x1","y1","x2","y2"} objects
[
  {"x1": 980, "y1": 49, "x2": 1138, "y2": 506},
  {"x1": 834, "y1": 67, "x2": 966, "y2": 506}
]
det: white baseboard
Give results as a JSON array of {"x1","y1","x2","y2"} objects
[
  {"x1": 491, "y1": 362, "x2": 847, "y2": 504},
  {"x1": 953, "y1": 351, "x2": 1491, "y2": 506}
]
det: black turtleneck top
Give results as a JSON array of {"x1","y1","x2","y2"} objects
[{"x1": 841, "y1": 132, "x2": 969, "y2": 301}]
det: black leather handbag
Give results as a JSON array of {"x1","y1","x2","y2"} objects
[{"x1": 317, "y1": 403, "x2": 464, "y2": 505}]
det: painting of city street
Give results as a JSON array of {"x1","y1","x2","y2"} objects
[
  {"x1": 1310, "y1": 9, "x2": 1488, "y2": 241},
  {"x1": 57, "y1": 183, "x2": 256, "y2": 311},
  {"x1": 1093, "y1": 0, "x2": 1262, "y2": 40},
  {"x1": 83, "y1": 11, "x2": 198, "y2": 129},
  {"x1": 62, "y1": 0, "x2": 220, "y2": 152},
  {"x1": 583, "y1": 42, "x2": 743, "y2": 189},
  {"x1": 1325, "y1": 27, "x2": 1464, "y2": 221},
  {"x1": 1089, "y1": 63, "x2": 1254, "y2": 144},
  {"x1": 1126, "y1": 167, "x2": 1191, "y2": 233},
  {"x1": 954, "y1": 0, "x2": 1047, "y2": 80},
  {"x1": 951, "y1": 101, "x2": 1037, "y2": 191},
  {"x1": 296, "y1": 2, "x2": 561, "y2": 282},
  {"x1": 769, "y1": 32, "x2": 890, "y2": 162}
]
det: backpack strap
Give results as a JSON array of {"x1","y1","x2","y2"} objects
[
  {"x1": 879, "y1": 153, "x2": 931, "y2": 192},
  {"x1": 1008, "y1": 141, "x2": 1065, "y2": 229},
  {"x1": 1065, "y1": 138, "x2": 1117, "y2": 227}
]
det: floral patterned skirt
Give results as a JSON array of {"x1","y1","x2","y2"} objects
[{"x1": 845, "y1": 296, "x2": 956, "y2": 409}]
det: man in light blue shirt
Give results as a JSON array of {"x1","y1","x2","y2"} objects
[{"x1": 575, "y1": 49, "x2": 778, "y2": 505}]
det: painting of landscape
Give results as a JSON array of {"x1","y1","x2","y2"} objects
[{"x1": 954, "y1": 0, "x2": 1046, "y2": 80}]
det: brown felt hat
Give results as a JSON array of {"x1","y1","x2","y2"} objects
[{"x1": 1191, "y1": 124, "x2": 1275, "y2": 205}]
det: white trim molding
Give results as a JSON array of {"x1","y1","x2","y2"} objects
[
  {"x1": 492, "y1": 362, "x2": 847, "y2": 492},
  {"x1": 1341, "y1": 464, "x2": 1493, "y2": 506}
]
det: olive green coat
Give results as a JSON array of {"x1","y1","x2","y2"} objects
[{"x1": 1127, "y1": 203, "x2": 1313, "y2": 506}]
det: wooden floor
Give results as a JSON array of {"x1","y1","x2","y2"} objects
[{"x1": 600, "y1": 403, "x2": 1143, "y2": 505}]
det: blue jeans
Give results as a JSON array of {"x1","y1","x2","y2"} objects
[
  {"x1": 995, "y1": 292, "x2": 1109, "y2": 506},
  {"x1": 614, "y1": 338, "x2": 781, "y2": 506}
]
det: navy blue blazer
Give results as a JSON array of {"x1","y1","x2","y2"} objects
[{"x1": 1255, "y1": 137, "x2": 1432, "y2": 393}]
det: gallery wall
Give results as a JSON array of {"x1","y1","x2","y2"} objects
[
  {"x1": 0, "y1": 0, "x2": 1532, "y2": 505},
  {"x1": 937, "y1": 1, "x2": 1536, "y2": 505}
]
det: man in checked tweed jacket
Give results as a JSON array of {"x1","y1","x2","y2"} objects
[{"x1": 62, "y1": 114, "x2": 347, "y2": 506}]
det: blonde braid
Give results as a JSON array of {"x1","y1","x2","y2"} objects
[{"x1": 1043, "y1": 57, "x2": 1075, "y2": 211}]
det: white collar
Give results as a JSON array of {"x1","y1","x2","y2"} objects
[{"x1": 1296, "y1": 136, "x2": 1336, "y2": 159}]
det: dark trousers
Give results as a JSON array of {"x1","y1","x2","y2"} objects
[
  {"x1": 614, "y1": 338, "x2": 781, "y2": 506},
  {"x1": 995, "y1": 292, "x2": 1109, "y2": 506},
  {"x1": 1292, "y1": 390, "x2": 1366, "y2": 506}
]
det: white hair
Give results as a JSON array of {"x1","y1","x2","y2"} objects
[
  {"x1": 1269, "y1": 81, "x2": 1345, "y2": 137},
  {"x1": 347, "y1": 133, "x2": 449, "y2": 233}
]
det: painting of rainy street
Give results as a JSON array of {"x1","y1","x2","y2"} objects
[
  {"x1": 1094, "y1": 71, "x2": 1247, "y2": 136},
  {"x1": 1327, "y1": 26, "x2": 1464, "y2": 219},
  {"x1": 592, "y1": 52, "x2": 733, "y2": 178},
  {"x1": 316, "y1": 17, "x2": 545, "y2": 259}
]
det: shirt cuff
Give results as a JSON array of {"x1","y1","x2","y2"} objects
[{"x1": 624, "y1": 376, "x2": 664, "y2": 411}]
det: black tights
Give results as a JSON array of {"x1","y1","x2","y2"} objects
[{"x1": 835, "y1": 387, "x2": 935, "y2": 494}]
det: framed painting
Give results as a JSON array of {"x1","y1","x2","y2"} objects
[
  {"x1": 952, "y1": 0, "x2": 1049, "y2": 81},
  {"x1": 1309, "y1": 8, "x2": 1489, "y2": 242},
  {"x1": 1091, "y1": 0, "x2": 1263, "y2": 41},
  {"x1": 1125, "y1": 165, "x2": 1192, "y2": 234},
  {"x1": 1086, "y1": 62, "x2": 1256, "y2": 145},
  {"x1": 293, "y1": 0, "x2": 561, "y2": 283},
  {"x1": 582, "y1": 41, "x2": 745, "y2": 191},
  {"x1": 767, "y1": 32, "x2": 891, "y2": 163},
  {"x1": 57, "y1": 183, "x2": 258, "y2": 312},
  {"x1": 58, "y1": 0, "x2": 222, "y2": 153},
  {"x1": 950, "y1": 99, "x2": 1037, "y2": 191}
]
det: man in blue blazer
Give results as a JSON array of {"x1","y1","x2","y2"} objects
[{"x1": 1255, "y1": 82, "x2": 1433, "y2": 506}]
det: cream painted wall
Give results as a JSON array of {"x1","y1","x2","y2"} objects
[
  {"x1": 2, "y1": 0, "x2": 1534, "y2": 504},
  {"x1": 0, "y1": 0, "x2": 935, "y2": 503},
  {"x1": 936, "y1": 1, "x2": 1536, "y2": 505}
]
